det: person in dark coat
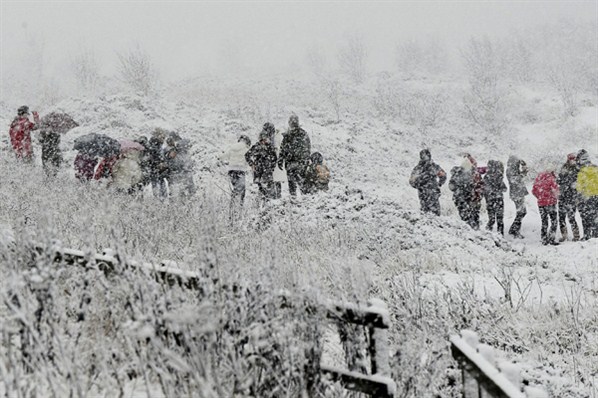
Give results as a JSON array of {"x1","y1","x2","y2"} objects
[
  {"x1": 304, "y1": 152, "x2": 330, "y2": 194},
  {"x1": 483, "y1": 160, "x2": 507, "y2": 235},
  {"x1": 449, "y1": 161, "x2": 475, "y2": 227},
  {"x1": 148, "y1": 129, "x2": 169, "y2": 198},
  {"x1": 39, "y1": 129, "x2": 62, "y2": 176},
  {"x1": 277, "y1": 115, "x2": 311, "y2": 197},
  {"x1": 410, "y1": 149, "x2": 446, "y2": 216},
  {"x1": 506, "y1": 155, "x2": 529, "y2": 238},
  {"x1": 246, "y1": 130, "x2": 278, "y2": 201},
  {"x1": 557, "y1": 153, "x2": 581, "y2": 241}
]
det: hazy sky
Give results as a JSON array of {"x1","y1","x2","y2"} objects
[{"x1": 1, "y1": 1, "x2": 596, "y2": 81}]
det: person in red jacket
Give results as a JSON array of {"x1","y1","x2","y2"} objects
[
  {"x1": 8, "y1": 105, "x2": 39, "y2": 161},
  {"x1": 532, "y1": 170, "x2": 560, "y2": 245}
]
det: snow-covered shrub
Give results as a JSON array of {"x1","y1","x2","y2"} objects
[
  {"x1": 116, "y1": 45, "x2": 158, "y2": 96},
  {"x1": 461, "y1": 37, "x2": 511, "y2": 136},
  {"x1": 338, "y1": 33, "x2": 368, "y2": 85},
  {"x1": 70, "y1": 48, "x2": 100, "y2": 94}
]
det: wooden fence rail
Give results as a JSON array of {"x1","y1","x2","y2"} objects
[
  {"x1": 31, "y1": 243, "x2": 395, "y2": 397},
  {"x1": 450, "y1": 330, "x2": 547, "y2": 398}
]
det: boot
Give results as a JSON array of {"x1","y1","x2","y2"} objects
[{"x1": 559, "y1": 229, "x2": 568, "y2": 242}]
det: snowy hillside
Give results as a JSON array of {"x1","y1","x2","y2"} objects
[{"x1": 0, "y1": 70, "x2": 596, "y2": 397}]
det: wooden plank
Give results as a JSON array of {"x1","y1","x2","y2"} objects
[
  {"x1": 321, "y1": 365, "x2": 395, "y2": 398},
  {"x1": 450, "y1": 336, "x2": 525, "y2": 398}
]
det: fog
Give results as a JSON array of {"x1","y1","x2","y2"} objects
[{"x1": 1, "y1": 1, "x2": 595, "y2": 84}]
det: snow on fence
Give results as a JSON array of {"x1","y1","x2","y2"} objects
[
  {"x1": 33, "y1": 243, "x2": 395, "y2": 397},
  {"x1": 450, "y1": 330, "x2": 547, "y2": 398}
]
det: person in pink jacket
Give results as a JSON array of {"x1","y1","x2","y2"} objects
[
  {"x1": 532, "y1": 170, "x2": 560, "y2": 245},
  {"x1": 8, "y1": 106, "x2": 39, "y2": 161}
]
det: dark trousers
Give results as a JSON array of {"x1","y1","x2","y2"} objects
[
  {"x1": 272, "y1": 182, "x2": 282, "y2": 199},
  {"x1": 287, "y1": 167, "x2": 305, "y2": 197},
  {"x1": 419, "y1": 191, "x2": 440, "y2": 216},
  {"x1": 509, "y1": 196, "x2": 527, "y2": 235},
  {"x1": 257, "y1": 182, "x2": 275, "y2": 200},
  {"x1": 228, "y1": 170, "x2": 246, "y2": 205},
  {"x1": 579, "y1": 197, "x2": 598, "y2": 239},
  {"x1": 539, "y1": 205, "x2": 558, "y2": 244},
  {"x1": 558, "y1": 200, "x2": 579, "y2": 239},
  {"x1": 486, "y1": 197, "x2": 504, "y2": 234}
]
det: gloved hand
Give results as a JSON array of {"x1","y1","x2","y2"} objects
[{"x1": 32, "y1": 111, "x2": 40, "y2": 123}]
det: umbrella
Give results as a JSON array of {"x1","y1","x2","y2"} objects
[
  {"x1": 40, "y1": 112, "x2": 79, "y2": 134},
  {"x1": 74, "y1": 133, "x2": 121, "y2": 157},
  {"x1": 118, "y1": 139, "x2": 144, "y2": 154}
]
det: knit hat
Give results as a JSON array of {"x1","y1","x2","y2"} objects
[{"x1": 419, "y1": 149, "x2": 431, "y2": 161}]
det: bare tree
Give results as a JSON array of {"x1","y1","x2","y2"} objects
[
  {"x1": 116, "y1": 44, "x2": 157, "y2": 95},
  {"x1": 338, "y1": 33, "x2": 368, "y2": 84},
  {"x1": 70, "y1": 48, "x2": 100, "y2": 93},
  {"x1": 461, "y1": 37, "x2": 509, "y2": 135}
]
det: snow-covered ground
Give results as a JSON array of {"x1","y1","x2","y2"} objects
[{"x1": 0, "y1": 73, "x2": 596, "y2": 396}]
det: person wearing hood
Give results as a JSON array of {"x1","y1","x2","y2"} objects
[
  {"x1": 557, "y1": 153, "x2": 581, "y2": 241},
  {"x1": 576, "y1": 149, "x2": 598, "y2": 239},
  {"x1": 221, "y1": 135, "x2": 251, "y2": 206},
  {"x1": 410, "y1": 149, "x2": 446, "y2": 216},
  {"x1": 246, "y1": 130, "x2": 278, "y2": 201},
  {"x1": 532, "y1": 170, "x2": 560, "y2": 245},
  {"x1": 506, "y1": 155, "x2": 529, "y2": 239},
  {"x1": 9, "y1": 106, "x2": 39, "y2": 162},
  {"x1": 449, "y1": 158, "x2": 476, "y2": 227},
  {"x1": 483, "y1": 160, "x2": 507, "y2": 235},
  {"x1": 278, "y1": 115, "x2": 311, "y2": 197}
]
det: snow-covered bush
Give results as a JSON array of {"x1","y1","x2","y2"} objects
[
  {"x1": 116, "y1": 45, "x2": 158, "y2": 96},
  {"x1": 461, "y1": 37, "x2": 511, "y2": 136},
  {"x1": 338, "y1": 33, "x2": 368, "y2": 85}
]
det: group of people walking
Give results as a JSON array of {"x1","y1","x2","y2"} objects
[
  {"x1": 410, "y1": 149, "x2": 598, "y2": 244},
  {"x1": 7, "y1": 105, "x2": 195, "y2": 198},
  {"x1": 220, "y1": 115, "x2": 330, "y2": 207}
]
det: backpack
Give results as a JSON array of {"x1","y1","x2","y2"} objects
[{"x1": 315, "y1": 164, "x2": 330, "y2": 184}]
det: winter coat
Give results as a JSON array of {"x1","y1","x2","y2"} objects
[
  {"x1": 532, "y1": 171, "x2": 559, "y2": 207},
  {"x1": 245, "y1": 141, "x2": 277, "y2": 183},
  {"x1": 39, "y1": 130, "x2": 62, "y2": 168},
  {"x1": 112, "y1": 152, "x2": 143, "y2": 190},
  {"x1": 410, "y1": 160, "x2": 446, "y2": 197},
  {"x1": 94, "y1": 156, "x2": 119, "y2": 181},
  {"x1": 449, "y1": 166, "x2": 474, "y2": 203},
  {"x1": 9, "y1": 116, "x2": 38, "y2": 159},
  {"x1": 483, "y1": 160, "x2": 507, "y2": 201},
  {"x1": 278, "y1": 128, "x2": 311, "y2": 171},
  {"x1": 506, "y1": 156, "x2": 529, "y2": 199},
  {"x1": 304, "y1": 154, "x2": 330, "y2": 193},
  {"x1": 557, "y1": 162, "x2": 580, "y2": 204},
  {"x1": 271, "y1": 130, "x2": 287, "y2": 183},
  {"x1": 221, "y1": 141, "x2": 250, "y2": 171},
  {"x1": 74, "y1": 153, "x2": 98, "y2": 181},
  {"x1": 576, "y1": 164, "x2": 598, "y2": 198},
  {"x1": 147, "y1": 138, "x2": 169, "y2": 180}
]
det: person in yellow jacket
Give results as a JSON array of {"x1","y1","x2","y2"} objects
[{"x1": 576, "y1": 150, "x2": 598, "y2": 239}]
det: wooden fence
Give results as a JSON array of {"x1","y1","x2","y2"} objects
[
  {"x1": 33, "y1": 243, "x2": 395, "y2": 397},
  {"x1": 450, "y1": 330, "x2": 547, "y2": 398}
]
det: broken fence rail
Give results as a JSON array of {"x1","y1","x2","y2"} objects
[
  {"x1": 450, "y1": 330, "x2": 547, "y2": 398},
  {"x1": 33, "y1": 243, "x2": 395, "y2": 397}
]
